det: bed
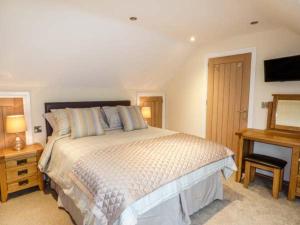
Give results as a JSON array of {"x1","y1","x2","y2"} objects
[{"x1": 39, "y1": 100, "x2": 237, "y2": 225}]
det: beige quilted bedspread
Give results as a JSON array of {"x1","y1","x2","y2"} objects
[{"x1": 70, "y1": 133, "x2": 233, "y2": 225}]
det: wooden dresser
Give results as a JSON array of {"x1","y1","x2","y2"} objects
[
  {"x1": 0, "y1": 144, "x2": 44, "y2": 202},
  {"x1": 236, "y1": 129, "x2": 300, "y2": 200}
]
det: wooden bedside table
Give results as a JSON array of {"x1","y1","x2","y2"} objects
[{"x1": 0, "y1": 143, "x2": 44, "y2": 202}]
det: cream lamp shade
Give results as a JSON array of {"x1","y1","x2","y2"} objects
[
  {"x1": 141, "y1": 107, "x2": 151, "y2": 119},
  {"x1": 6, "y1": 115, "x2": 27, "y2": 134}
]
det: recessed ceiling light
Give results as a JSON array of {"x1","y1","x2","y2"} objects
[
  {"x1": 190, "y1": 36, "x2": 196, "y2": 42},
  {"x1": 129, "y1": 17, "x2": 138, "y2": 21},
  {"x1": 250, "y1": 21, "x2": 259, "y2": 25}
]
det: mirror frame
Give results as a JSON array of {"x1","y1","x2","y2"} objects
[{"x1": 269, "y1": 94, "x2": 300, "y2": 132}]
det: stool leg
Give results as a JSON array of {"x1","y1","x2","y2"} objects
[
  {"x1": 244, "y1": 161, "x2": 251, "y2": 188},
  {"x1": 279, "y1": 169, "x2": 284, "y2": 192},
  {"x1": 272, "y1": 169, "x2": 281, "y2": 199},
  {"x1": 250, "y1": 167, "x2": 256, "y2": 182}
]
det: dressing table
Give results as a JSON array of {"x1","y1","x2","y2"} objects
[{"x1": 236, "y1": 94, "x2": 300, "y2": 201}]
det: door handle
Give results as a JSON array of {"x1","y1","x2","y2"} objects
[{"x1": 237, "y1": 110, "x2": 248, "y2": 120}]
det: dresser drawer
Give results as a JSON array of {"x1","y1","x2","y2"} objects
[
  {"x1": 7, "y1": 176, "x2": 38, "y2": 193},
  {"x1": 5, "y1": 156, "x2": 37, "y2": 168},
  {"x1": 6, "y1": 164, "x2": 37, "y2": 183}
]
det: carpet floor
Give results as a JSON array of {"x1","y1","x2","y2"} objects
[{"x1": 0, "y1": 176, "x2": 299, "y2": 225}]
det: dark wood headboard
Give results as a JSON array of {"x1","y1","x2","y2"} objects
[{"x1": 44, "y1": 100, "x2": 130, "y2": 137}]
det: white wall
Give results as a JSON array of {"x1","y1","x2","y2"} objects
[
  {"x1": 164, "y1": 28, "x2": 300, "y2": 180},
  {"x1": 1, "y1": 0, "x2": 173, "y2": 146},
  {"x1": 0, "y1": 0, "x2": 184, "y2": 146},
  {"x1": 0, "y1": 85, "x2": 139, "y2": 145},
  {"x1": 0, "y1": 0, "x2": 192, "y2": 91}
]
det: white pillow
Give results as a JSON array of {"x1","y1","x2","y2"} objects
[
  {"x1": 51, "y1": 109, "x2": 71, "y2": 136},
  {"x1": 43, "y1": 112, "x2": 59, "y2": 136}
]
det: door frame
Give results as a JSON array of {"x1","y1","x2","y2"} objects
[
  {"x1": 0, "y1": 91, "x2": 33, "y2": 145},
  {"x1": 136, "y1": 92, "x2": 166, "y2": 128},
  {"x1": 203, "y1": 47, "x2": 256, "y2": 138}
]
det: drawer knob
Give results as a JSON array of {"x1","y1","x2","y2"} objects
[
  {"x1": 17, "y1": 159, "x2": 27, "y2": 166},
  {"x1": 18, "y1": 180, "x2": 29, "y2": 186},
  {"x1": 18, "y1": 169, "x2": 28, "y2": 176}
]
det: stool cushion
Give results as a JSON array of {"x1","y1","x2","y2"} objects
[{"x1": 244, "y1": 154, "x2": 287, "y2": 169}]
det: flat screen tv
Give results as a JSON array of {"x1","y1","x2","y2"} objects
[{"x1": 264, "y1": 55, "x2": 300, "y2": 82}]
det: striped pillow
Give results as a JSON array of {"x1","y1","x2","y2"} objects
[
  {"x1": 117, "y1": 106, "x2": 148, "y2": 132},
  {"x1": 67, "y1": 107, "x2": 105, "y2": 139}
]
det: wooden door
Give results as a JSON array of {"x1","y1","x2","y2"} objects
[
  {"x1": 0, "y1": 98, "x2": 25, "y2": 149},
  {"x1": 206, "y1": 53, "x2": 251, "y2": 153},
  {"x1": 139, "y1": 96, "x2": 163, "y2": 128}
]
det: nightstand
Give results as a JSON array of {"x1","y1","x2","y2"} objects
[{"x1": 0, "y1": 143, "x2": 44, "y2": 202}]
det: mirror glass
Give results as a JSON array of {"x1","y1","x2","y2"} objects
[{"x1": 276, "y1": 100, "x2": 300, "y2": 127}]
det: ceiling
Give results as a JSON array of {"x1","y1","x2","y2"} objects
[
  {"x1": 0, "y1": 0, "x2": 299, "y2": 89},
  {"x1": 66, "y1": 0, "x2": 277, "y2": 42}
]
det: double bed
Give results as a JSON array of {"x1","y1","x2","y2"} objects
[{"x1": 39, "y1": 101, "x2": 236, "y2": 225}]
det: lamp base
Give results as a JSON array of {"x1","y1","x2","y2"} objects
[{"x1": 14, "y1": 135, "x2": 24, "y2": 151}]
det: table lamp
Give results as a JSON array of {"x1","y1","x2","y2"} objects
[
  {"x1": 6, "y1": 115, "x2": 26, "y2": 151},
  {"x1": 141, "y1": 107, "x2": 151, "y2": 123}
]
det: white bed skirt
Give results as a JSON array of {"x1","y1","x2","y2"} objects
[{"x1": 52, "y1": 171, "x2": 223, "y2": 225}]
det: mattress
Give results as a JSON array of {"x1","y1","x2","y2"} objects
[
  {"x1": 39, "y1": 127, "x2": 236, "y2": 225},
  {"x1": 54, "y1": 171, "x2": 223, "y2": 225}
]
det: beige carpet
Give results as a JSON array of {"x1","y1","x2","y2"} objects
[{"x1": 0, "y1": 176, "x2": 299, "y2": 225}]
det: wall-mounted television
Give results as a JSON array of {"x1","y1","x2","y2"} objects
[{"x1": 264, "y1": 55, "x2": 300, "y2": 82}]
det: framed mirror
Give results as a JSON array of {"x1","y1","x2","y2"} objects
[{"x1": 269, "y1": 94, "x2": 300, "y2": 132}]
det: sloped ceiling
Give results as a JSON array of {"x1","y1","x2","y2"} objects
[
  {"x1": 0, "y1": 0, "x2": 299, "y2": 89},
  {"x1": 253, "y1": 0, "x2": 300, "y2": 35}
]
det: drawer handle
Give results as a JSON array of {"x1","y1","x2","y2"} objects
[
  {"x1": 17, "y1": 159, "x2": 27, "y2": 166},
  {"x1": 18, "y1": 180, "x2": 29, "y2": 186},
  {"x1": 18, "y1": 169, "x2": 28, "y2": 176}
]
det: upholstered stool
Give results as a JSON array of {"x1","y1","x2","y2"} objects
[{"x1": 243, "y1": 154, "x2": 287, "y2": 199}]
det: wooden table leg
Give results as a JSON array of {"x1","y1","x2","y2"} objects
[
  {"x1": 288, "y1": 146, "x2": 299, "y2": 201},
  {"x1": 0, "y1": 160, "x2": 8, "y2": 202},
  {"x1": 243, "y1": 161, "x2": 251, "y2": 188},
  {"x1": 250, "y1": 167, "x2": 256, "y2": 182},
  {"x1": 273, "y1": 168, "x2": 281, "y2": 199},
  {"x1": 236, "y1": 138, "x2": 254, "y2": 183},
  {"x1": 36, "y1": 152, "x2": 44, "y2": 192},
  {"x1": 249, "y1": 141, "x2": 254, "y2": 154},
  {"x1": 279, "y1": 169, "x2": 284, "y2": 192},
  {"x1": 236, "y1": 137, "x2": 245, "y2": 182}
]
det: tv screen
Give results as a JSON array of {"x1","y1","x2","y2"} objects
[{"x1": 264, "y1": 55, "x2": 300, "y2": 82}]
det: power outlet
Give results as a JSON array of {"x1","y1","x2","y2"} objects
[{"x1": 34, "y1": 126, "x2": 42, "y2": 133}]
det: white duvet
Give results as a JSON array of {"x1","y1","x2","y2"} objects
[{"x1": 39, "y1": 127, "x2": 236, "y2": 225}]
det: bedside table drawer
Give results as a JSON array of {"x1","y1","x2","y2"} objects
[
  {"x1": 5, "y1": 156, "x2": 37, "y2": 168},
  {"x1": 6, "y1": 164, "x2": 37, "y2": 183},
  {"x1": 7, "y1": 176, "x2": 38, "y2": 193}
]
